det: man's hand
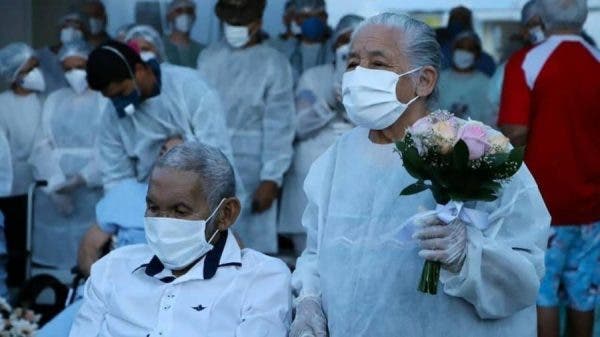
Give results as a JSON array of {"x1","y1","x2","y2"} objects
[{"x1": 251, "y1": 181, "x2": 279, "y2": 214}]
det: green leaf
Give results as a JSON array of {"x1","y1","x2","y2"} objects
[
  {"x1": 452, "y1": 140, "x2": 470, "y2": 170},
  {"x1": 402, "y1": 146, "x2": 428, "y2": 180},
  {"x1": 488, "y1": 152, "x2": 510, "y2": 168},
  {"x1": 400, "y1": 182, "x2": 429, "y2": 196}
]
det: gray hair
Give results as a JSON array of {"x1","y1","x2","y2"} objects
[
  {"x1": 352, "y1": 13, "x2": 441, "y2": 108},
  {"x1": 155, "y1": 141, "x2": 236, "y2": 210},
  {"x1": 538, "y1": 0, "x2": 588, "y2": 31}
]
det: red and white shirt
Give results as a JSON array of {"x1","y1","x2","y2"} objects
[{"x1": 498, "y1": 35, "x2": 600, "y2": 225}]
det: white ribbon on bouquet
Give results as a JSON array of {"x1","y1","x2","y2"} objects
[{"x1": 395, "y1": 201, "x2": 490, "y2": 242}]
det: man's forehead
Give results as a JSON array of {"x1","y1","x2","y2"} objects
[{"x1": 148, "y1": 167, "x2": 205, "y2": 202}]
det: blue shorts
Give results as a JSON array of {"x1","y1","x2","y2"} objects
[{"x1": 537, "y1": 222, "x2": 600, "y2": 311}]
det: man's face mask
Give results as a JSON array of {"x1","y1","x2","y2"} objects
[
  {"x1": 300, "y1": 17, "x2": 326, "y2": 40},
  {"x1": 144, "y1": 199, "x2": 225, "y2": 270},
  {"x1": 342, "y1": 66, "x2": 421, "y2": 130},
  {"x1": 65, "y1": 68, "x2": 88, "y2": 95},
  {"x1": 224, "y1": 23, "x2": 251, "y2": 48}
]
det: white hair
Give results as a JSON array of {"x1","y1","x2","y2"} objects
[
  {"x1": 155, "y1": 141, "x2": 236, "y2": 209},
  {"x1": 352, "y1": 12, "x2": 441, "y2": 107},
  {"x1": 538, "y1": 0, "x2": 588, "y2": 31}
]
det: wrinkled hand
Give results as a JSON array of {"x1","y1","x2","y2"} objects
[
  {"x1": 55, "y1": 174, "x2": 84, "y2": 194},
  {"x1": 50, "y1": 192, "x2": 75, "y2": 217},
  {"x1": 290, "y1": 297, "x2": 328, "y2": 337},
  {"x1": 413, "y1": 215, "x2": 467, "y2": 273},
  {"x1": 251, "y1": 181, "x2": 279, "y2": 214}
]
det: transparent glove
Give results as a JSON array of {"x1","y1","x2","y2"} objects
[
  {"x1": 413, "y1": 215, "x2": 467, "y2": 273},
  {"x1": 49, "y1": 192, "x2": 75, "y2": 217},
  {"x1": 290, "y1": 297, "x2": 328, "y2": 337}
]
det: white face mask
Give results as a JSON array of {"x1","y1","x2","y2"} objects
[
  {"x1": 20, "y1": 68, "x2": 46, "y2": 92},
  {"x1": 140, "y1": 51, "x2": 158, "y2": 62},
  {"x1": 528, "y1": 26, "x2": 545, "y2": 44},
  {"x1": 144, "y1": 199, "x2": 225, "y2": 270},
  {"x1": 89, "y1": 18, "x2": 105, "y2": 35},
  {"x1": 453, "y1": 49, "x2": 475, "y2": 70},
  {"x1": 290, "y1": 21, "x2": 302, "y2": 35},
  {"x1": 224, "y1": 23, "x2": 250, "y2": 48},
  {"x1": 342, "y1": 66, "x2": 421, "y2": 130},
  {"x1": 64, "y1": 69, "x2": 88, "y2": 95},
  {"x1": 60, "y1": 27, "x2": 84, "y2": 44},
  {"x1": 174, "y1": 14, "x2": 194, "y2": 33}
]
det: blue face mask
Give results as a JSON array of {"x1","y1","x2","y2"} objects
[
  {"x1": 110, "y1": 59, "x2": 161, "y2": 118},
  {"x1": 301, "y1": 17, "x2": 326, "y2": 41}
]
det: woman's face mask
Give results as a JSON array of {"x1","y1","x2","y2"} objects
[
  {"x1": 452, "y1": 49, "x2": 475, "y2": 70},
  {"x1": 342, "y1": 66, "x2": 421, "y2": 130},
  {"x1": 19, "y1": 68, "x2": 46, "y2": 92},
  {"x1": 64, "y1": 68, "x2": 88, "y2": 95}
]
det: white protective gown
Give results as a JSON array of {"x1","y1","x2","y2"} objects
[
  {"x1": 279, "y1": 64, "x2": 352, "y2": 235},
  {"x1": 0, "y1": 91, "x2": 42, "y2": 196},
  {"x1": 28, "y1": 87, "x2": 108, "y2": 268},
  {"x1": 289, "y1": 40, "x2": 334, "y2": 82},
  {"x1": 437, "y1": 69, "x2": 495, "y2": 126},
  {"x1": 0, "y1": 131, "x2": 12, "y2": 196},
  {"x1": 292, "y1": 127, "x2": 550, "y2": 337},
  {"x1": 36, "y1": 47, "x2": 68, "y2": 94},
  {"x1": 99, "y1": 63, "x2": 235, "y2": 190},
  {"x1": 197, "y1": 41, "x2": 296, "y2": 254}
]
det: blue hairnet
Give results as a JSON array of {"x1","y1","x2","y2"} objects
[
  {"x1": 294, "y1": 0, "x2": 325, "y2": 13},
  {"x1": 0, "y1": 42, "x2": 34, "y2": 83},
  {"x1": 58, "y1": 41, "x2": 91, "y2": 61},
  {"x1": 167, "y1": 0, "x2": 196, "y2": 14},
  {"x1": 332, "y1": 14, "x2": 364, "y2": 44},
  {"x1": 124, "y1": 24, "x2": 166, "y2": 61}
]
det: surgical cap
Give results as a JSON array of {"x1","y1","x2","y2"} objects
[
  {"x1": 167, "y1": 0, "x2": 196, "y2": 14},
  {"x1": 115, "y1": 23, "x2": 136, "y2": 42},
  {"x1": 293, "y1": 0, "x2": 325, "y2": 13},
  {"x1": 452, "y1": 30, "x2": 482, "y2": 50},
  {"x1": 521, "y1": 0, "x2": 540, "y2": 25},
  {"x1": 0, "y1": 42, "x2": 34, "y2": 83},
  {"x1": 59, "y1": 11, "x2": 88, "y2": 30},
  {"x1": 332, "y1": 14, "x2": 364, "y2": 44},
  {"x1": 124, "y1": 24, "x2": 166, "y2": 60},
  {"x1": 58, "y1": 41, "x2": 91, "y2": 61},
  {"x1": 215, "y1": 0, "x2": 266, "y2": 25}
]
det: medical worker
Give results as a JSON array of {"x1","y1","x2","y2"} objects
[
  {"x1": 0, "y1": 42, "x2": 44, "y2": 287},
  {"x1": 279, "y1": 14, "x2": 362, "y2": 254},
  {"x1": 82, "y1": 0, "x2": 111, "y2": 48},
  {"x1": 197, "y1": 0, "x2": 295, "y2": 254},
  {"x1": 437, "y1": 31, "x2": 494, "y2": 125},
  {"x1": 28, "y1": 41, "x2": 108, "y2": 271},
  {"x1": 37, "y1": 11, "x2": 88, "y2": 93},
  {"x1": 269, "y1": 1, "x2": 298, "y2": 59},
  {"x1": 290, "y1": 13, "x2": 550, "y2": 337},
  {"x1": 86, "y1": 40, "x2": 234, "y2": 191},
  {"x1": 163, "y1": 0, "x2": 205, "y2": 68},
  {"x1": 124, "y1": 24, "x2": 168, "y2": 63}
]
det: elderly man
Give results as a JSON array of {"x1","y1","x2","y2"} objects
[
  {"x1": 163, "y1": 0, "x2": 205, "y2": 68},
  {"x1": 86, "y1": 40, "x2": 234, "y2": 192},
  {"x1": 197, "y1": 0, "x2": 295, "y2": 254},
  {"x1": 498, "y1": 1, "x2": 600, "y2": 336},
  {"x1": 69, "y1": 141, "x2": 292, "y2": 337},
  {"x1": 290, "y1": 13, "x2": 550, "y2": 337}
]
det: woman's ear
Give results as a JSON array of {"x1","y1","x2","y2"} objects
[
  {"x1": 416, "y1": 65, "x2": 438, "y2": 98},
  {"x1": 217, "y1": 197, "x2": 241, "y2": 231}
]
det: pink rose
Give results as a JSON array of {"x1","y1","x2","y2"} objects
[{"x1": 457, "y1": 122, "x2": 490, "y2": 160}]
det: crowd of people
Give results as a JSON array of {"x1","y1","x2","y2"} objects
[{"x1": 0, "y1": 0, "x2": 597, "y2": 336}]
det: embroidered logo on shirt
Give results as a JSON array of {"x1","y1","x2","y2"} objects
[{"x1": 192, "y1": 305, "x2": 206, "y2": 312}]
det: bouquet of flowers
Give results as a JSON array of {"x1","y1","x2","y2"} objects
[
  {"x1": 395, "y1": 111, "x2": 524, "y2": 295},
  {"x1": 0, "y1": 297, "x2": 40, "y2": 337}
]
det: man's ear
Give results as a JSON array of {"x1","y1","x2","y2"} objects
[{"x1": 217, "y1": 197, "x2": 241, "y2": 231}]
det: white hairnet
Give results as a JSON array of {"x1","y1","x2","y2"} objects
[
  {"x1": 58, "y1": 41, "x2": 91, "y2": 62},
  {"x1": 0, "y1": 42, "x2": 34, "y2": 83},
  {"x1": 167, "y1": 0, "x2": 196, "y2": 14},
  {"x1": 59, "y1": 11, "x2": 88, "y2": 30},
  {"x1": 293, "y1": 0, "x2": 325, "y2": 13},
  {"x1": 115, "y1": 23, "x2": 136, "y2": 41},
  {"x1": 124, "y1": 24, "x2": 166, "y2": 61},
  {"x1": 332, "y1": 14, "x2": 364, "y2": 44}
]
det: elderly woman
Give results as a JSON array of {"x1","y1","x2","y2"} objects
[{"x1": 290, "y1": 13, "x2": 550, "y2": 337}]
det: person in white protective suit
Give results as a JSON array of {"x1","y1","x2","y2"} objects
[
  {"x1": 290, "y1": 13, "x2": 550, "y2": 337},
  {"x1": 197, "y1": 0, "x2": 295, "y2": 254},
  {"x1": 0, "y1": 42, "x2": 45, "y2": 287},
  {"x1": 124, "y1": 24, "x2": 169, "y2": 64},
  {"x1": 37, "y1": 11, "x2": 89, "y2": 94},
  {"x1": 437, "y1": 31, "x2": 495, "y2": 125},
  {"x1": 163, "y1": 0, "x2": 206, "y2": 68},
  {"x1": 86, "y1": 40, "x2": 235, "y2": 191},
  {"x1": 278, "y1": 14, "x2": 363, "y2": 255},
  {"x1": 27, "y1": 41, "x2": 108, "y2": 271}
]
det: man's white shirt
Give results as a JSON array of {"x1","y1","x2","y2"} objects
[{"x1": 69, "y1": 230, "x2": 292, "y2": 337}]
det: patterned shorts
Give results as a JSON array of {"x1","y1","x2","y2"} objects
[{"x1": 537, "y1": 221, "x2": 600, "y2": 311}]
